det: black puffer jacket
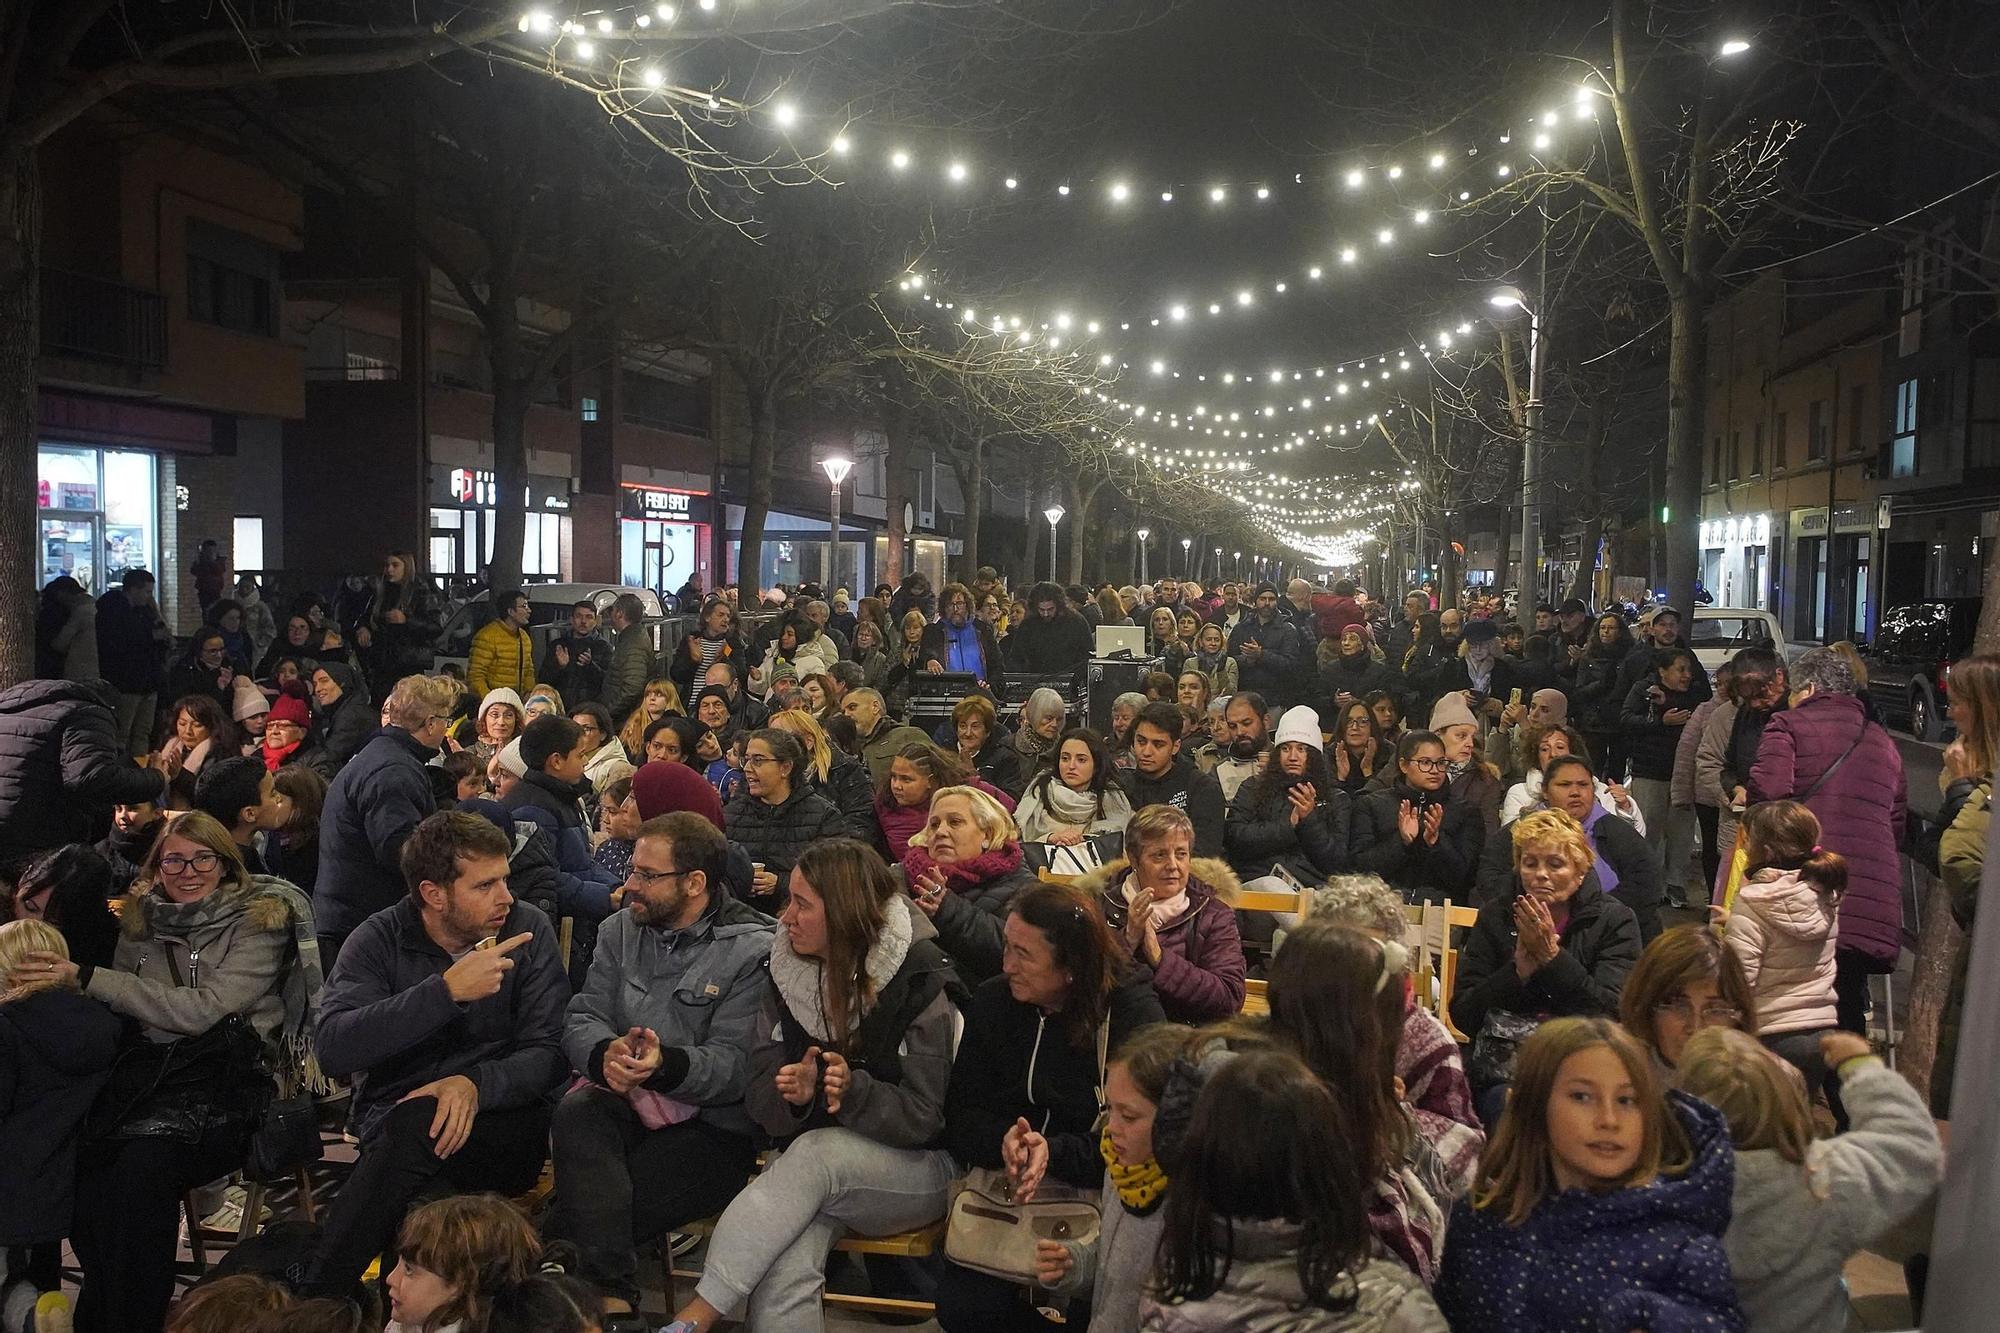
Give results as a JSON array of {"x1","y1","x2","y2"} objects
[
  {"x1": 313, "y1": 662, "x2": 377, "y2": 770},
  {"x1": 806, "y1": 754, "x2": 880, "y2": 847},
  {"x1": 1448, "y1": 875, "x2": 1641, "y2": 1052},
  {"x1": 0, "y1": 680, "x2": 166, "y2": 870},
  {"x1": 0, "y1": 988, "x2": 123, "y2": 1244},
  {"x1": 1318, "y1": 649, "x2": 1407, "y2": 713},
  {"x1": 723, "y1": 782, "x2": 848, "y2": 912},
  {"x1": 1570, "y1": 644, "x2": 1631, "y2": 734},
  {"x1": 1347, "y1": 782, "x2": 1484, "y2": 904},
  {"x1": 966, "y1": 736, "x2": 1025, "y2": 800},
  {"x1": 1621, "y1": 679, "x2": 1700, "y2": 782},
  {"x1": 1223, "y1": 775, "x2": 1350, "y2": 884},
  {"x1": 916, "y1": 854, "x2": 1039, "y2": 987}
]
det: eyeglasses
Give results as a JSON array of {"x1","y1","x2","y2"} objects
[
  {"x1": 426, "y1": 714, "x2": 452, "y2": 727},
  {"x1": 742, "y1": 754, "x2": 780, "y2": 769},
  {"x1": 1407, "y1": 757, "x2": 1449, "y2": 772},
  {"x1": 159, "y1": 852, "x2": 222, "y2": 876},
  {"x1": 1653, "y1": 998, "x2": 1742, "y2": 1025},
  {"x1": 627, "y1": 867, "x2": 694, "y2": 887}
]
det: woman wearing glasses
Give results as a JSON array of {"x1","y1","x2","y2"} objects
[
  {"x1": 16, "y1": 812, "x2": 318, "y2": 1333},
  {"x1": 1620, "y1": 924, "x2": 1760, "y2": 1078},
  {"x1": 723, "y1": 729, "x2": 848, "y2": 915},
  {"x1": 1347, "y1": 730, "x2": 1485, "y2": 904}
]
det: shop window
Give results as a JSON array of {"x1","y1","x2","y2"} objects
[
  {"x1": 233, "y1": 516, "x2": 265, "y2": 572},
  {"x1": 1892, "y1": 378, "x2": 1918, "y2": 478},
  {"x1": 185, "y1": 219, "x2": 278, "y2": 337}
]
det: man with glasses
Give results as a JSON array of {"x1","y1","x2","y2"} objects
[
  {"x1": 546, "y1": 812, "x2": 776, "y2": 1316},
  {"x1": 302, "y1": 809, "x2": 569, "y2": 1302},
  {"x1": 313, "y1": 673, "x2": 456, "y2": 965}
]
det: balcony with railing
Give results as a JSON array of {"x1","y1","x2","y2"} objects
[{"x1": 39, "y1": 267, "x2": 167, "y2": 371}]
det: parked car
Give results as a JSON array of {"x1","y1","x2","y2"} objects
[
  {"x1": 1688, "y1": 607, "x2": 1810, "y2": 674},
  {"x1": 432, "y1": 583, "x2": 678, "y2": 676},
  {"x1": 1859, "y1": 597, "x2": 1982, "y2": 741}
]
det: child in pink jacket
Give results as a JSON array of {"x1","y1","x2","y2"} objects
[{"x1": 1724, "y1": 799, "x2": 1842, "y2": 1096}]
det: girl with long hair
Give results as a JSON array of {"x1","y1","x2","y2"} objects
[
  {"x1": 617, "y1": 678, "x2": 685, "y2": 761},
  {"x1": 876, "y1": 743, "x2": 974, "y2": 862},
  {"x1": 384, "y1": 1194, "x2": 542, "y2": 1333},
  {"x1": 661, "y1": 840, "x2": 966, "y2": 1332},
  {"x1": 1224, "y1": 706, "x2": 1350, "y2": 888},
  {"x1": 1146, "y1": 1049, "x2": 1447, "y2": 1331},
  {"x1": 155, "y1": 693, "x2": 238, "y2": 808},
  {"x1": 1932, "y1": 652, "x2": 2000, "y2": 1117},
  {"x1": 1435, "y1": 1018, "x2": 1742, "y2": 1330}
]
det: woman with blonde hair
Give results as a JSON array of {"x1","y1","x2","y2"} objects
[
  {"x1": 883, "y1": 609, "x2": 930, "y2": 715},
  {"x1": 767, "y1": 707, "x2": 878, "y2": 846},
  {"x1": 1679, "y1": 1025, "x2": 1940, "y2": 1333},
  {"x1": 617, "y1": 677, "x2": 685, "y2": 761},
  {"x1": 1930, "y1": 652, "x2": 2000, "y2": 1117},
  {"x1": 0, "y1": 918, "x2": 122, "y2": 1333},
  {"x1": 903, "y1": 784, "x2": 1036, "y2": 987},
  {"x1": 42, "y1": 812, "x2": 319, "y2": 1332}
]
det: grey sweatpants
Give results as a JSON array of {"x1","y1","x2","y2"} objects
[{"x1": 695, "y1": 1126, "x2": 958, "y2": 1330}]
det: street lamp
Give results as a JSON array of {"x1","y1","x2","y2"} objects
[
  {"x1": 1233, "y1": 550, "x2": 1242, "y2": 579},
  {"x1": 820, "y1": 455, "x2": 853, "y2": 588},
  {"x1": 1489, "y1": 283, "x2": 1544, "y2": 608},
  {"x1": 1044, "y1": 505, "x2": 1066, "y2": 581},
  {"x1": 1717, "y1": 37, "x2": 1751, "y2": 57},
  {"x1": 1180, "y1": 536, "x2": 1192, "y2": 577},
  {"x1": 1135, "y1": 527, "x2": 1150, "y2": 585}
]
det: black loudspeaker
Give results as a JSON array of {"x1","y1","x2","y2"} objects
[{"x1": 1085, "y1": 656, "x2": 1162, "y2": 736}]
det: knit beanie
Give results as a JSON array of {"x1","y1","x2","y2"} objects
[
  {"x1": 232, "y1": 674, "x2": 269, "y2": 722},
  {"x1": 1273, "y1": 706, "x2": 1325, "y2": 752},
  {"x1": 496, "y1": 737, "x2": 529, "y2": 779},
  {"x1": 633, "y1": 758, "x2": 726, "y2": 827},
  {"x1": 1428, "y1": 693, "x2": 1478, "y2": 733},
  {"x1": 267, "y1": 694, "x2": 311, "y2": 729}
]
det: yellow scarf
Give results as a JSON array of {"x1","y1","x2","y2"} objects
[{"x1": 1100, "y1": 1124, "x2": 1168, "y2": 1215}]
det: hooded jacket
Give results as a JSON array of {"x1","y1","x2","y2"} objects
[
  {"x1": 1224, "y1": 773, "x2": 1351, "y2": 886},
  {"x1": 315, "y1": 896, "x2": 569, "y2": 1144},
  {"x1": 1436, "y1": 1093, "x2": 1746, "y2": 1332},
  {"x1": 0, "y1": 987, "x2": 124, "y2": 1243},
  {"x1": 564, "y1": 894, "x2": 777, "y2": 1137},
  {"x1": 1081, "y1": 856, "x2": 1246, "y2": 1023},
  {"x1": 944, "y1": 970, "x2": 1168, "y2": 1191},
  {"x1": 467, "y1": 616, "x2": 536, "y2": 700},
  {"x1": 748, "y1": 895, "x2": 968, "y2": 1150},
  {"x1": 858, "y1": 717, "x2": 932, "y2": 783},
  {"x1": 313, "y1": 726, "x2": 438, "y2": 940},
  {"x1": 1723, "y1": 867, "x2": 1838, "y2": 1034},
  {"x1": 1749, "y1": 692, "x2": 1906, "y2": 967},
  {"x1": 1448, "y1": 875, "x2": 1640, "y2": 1045},
  {"x1": 1347, "y1": 782, "x2": 1483, "y2": 905},
  {"x1": 1139, "y1": 1221, "x2": 1449, "y2": 1333},
  {"x1": 1721, "y1": 1058, "x2": 1941, "y2": 1333},
  {"x1": 1933, "y1": 774, "x2": 1989, "y2": 1115},
  {"x1": 312, "y1": 662, "x2": 376, "y2": 770},
  {"x1": 1117, "y1": 752, "x2": 1227, "y2": 859},
  {"x1": 0, "y1": 678, "x2": 166, "y2": 867},
  {"x1": 85, "y1": 875, "x2": 306, "y2": 1047}
]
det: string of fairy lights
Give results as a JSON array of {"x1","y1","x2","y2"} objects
[{"x1": 505, "y1": 4, "x2": 1586, "y2": 558}]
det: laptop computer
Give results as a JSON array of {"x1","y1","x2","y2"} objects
[{"x1": 1095, "y1": 625, "x2": 1148, "y2": 658}]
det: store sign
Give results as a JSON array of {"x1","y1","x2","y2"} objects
[
  {"x1": 620, "y1": 486, "x2": 711, "y2": 523},
  {"x1": 1832, "y1": 504, "x2": 1874, "y2": 535},
  {"x1": 1791, "y1": 507, "x2": 1830, "y2": 538},
  {"x1": 434, "y1": 467, "x2": 569, "y2": 511},
  {"x1": 1699, "y1": 513, "x2": 1770, "y2": 548}
]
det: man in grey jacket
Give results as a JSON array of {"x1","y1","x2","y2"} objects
[
  {"x1": 546, "y1": 811, "x2": 776, "y2": 1312},
  {"x1": 301, "y1": 810, "x2": 570, "y2": 1299}
]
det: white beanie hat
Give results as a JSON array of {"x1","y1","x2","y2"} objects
[
  {"x1": 496, "y1": 737, "x2": 529, "y2": 778},
  {"x1": 232, "y1": 674, "x2": 269, "y2": 723},
  {"x1": 1427, "y1": 693, "x2": 1478, "y2": 733},
  {"x1": 1273, "y1": 706, "x2": 1324, "y2": 752},
  {"x1": 480, "y1": 687, "x2": 526, "y2": 720}
]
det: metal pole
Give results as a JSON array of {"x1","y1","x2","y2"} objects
[
  {"x1": 1520, "y1": 234, "x2": 1548, "y2": 610},
  {"x1": 829, "y1": 481, "x2": 841, "y2": 589},
  {"x1": 1049, "y1": 524, "x2": 1059, "y2": 583}
]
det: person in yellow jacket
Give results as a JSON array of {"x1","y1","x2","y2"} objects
[{"x1": 467, "y1": 588, "x2": 537, "y2": 699}]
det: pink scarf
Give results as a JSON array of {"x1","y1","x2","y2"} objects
[{"x1": 902, "y1": 840, "x2": 1024, "y2": 889}]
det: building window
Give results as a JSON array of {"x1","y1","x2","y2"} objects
[
  {"x1": 1807, "y1": 398, "x2": 1828, "y2": 462},
  {"x1": 580, "y1": 396, "x2": 599, "y2": 423},
  {"x1": 1749, "y1": 422, "x2": 1763, "y2": 476},
  {"x1": 1892, "y1": 378, "x2": 1918, "y2": 478},
  {"x1": 184, "y1": 219, "x2": 278, "y2": 337},
  {"x1": 1773, "y1": 412, "x2": 1788, "y2": 471},
  {"x1": 1970, "y1": 357, "x2": 2000, "y2": 468},
  {"x1": 1899, "y1": 240, "x2": 1932, "y2": 357},
  {"x1": 1709, "y1": 434, "x2": 1723, "y2": 484},
  {"x1": 1728, "y1": 431, "x2": 1741, "y2": 482}
]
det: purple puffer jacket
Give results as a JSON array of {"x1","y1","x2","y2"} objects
[
  {"x1": 1082, "y1": 857, "x2": 1247, "y2": 1023},
  {"x1": 1749, "y1": 693, "x2": 1906, "y2": 966}
]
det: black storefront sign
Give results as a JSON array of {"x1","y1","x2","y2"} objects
[{"x1": 620, "y1": 486, "x2": 713, "y2": 524}]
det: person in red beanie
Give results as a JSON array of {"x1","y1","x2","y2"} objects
[
  {"x1": 261, "y1": 690, "x2": 335, "y2": 779},
  {"x1": 632, "y1": 758, "x2": 725, "y2": 828}
]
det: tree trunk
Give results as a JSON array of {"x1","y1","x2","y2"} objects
[
  {"x1": 1068, "y1": 477, "x2": 1103, "y2": 586},
  {"x1": 1661, "y1": 295, "x2": 1707, "y2": 615},
  {"x1": 1978, "y1": 536, "x2": 2000, "y2": 655},
  {"x1": 0, "y1": 145, "x2": 40, "y2": 688},
  {"x1": 487, "y1": 375, "x2": 530, "y2": 595},
  {"x1": 947, "y1": 435, "x2": 987, "y2": 581},
  {"x1": 737, "y1": 385, "x2": 777, "y2": 601},
  {"x1": 1019, "y1": 442, "x2": 1041, "y2": 581}
]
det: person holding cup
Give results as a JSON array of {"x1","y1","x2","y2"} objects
[{"x1": 723, "y1": 729, "x2": 847, "y2": 915}]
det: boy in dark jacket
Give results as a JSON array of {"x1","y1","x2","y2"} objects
[
  {"x1": 301, "y1": 810, "x2": 570, "y2": 1300},
  {"x1": 500, "y1": 716, "x2": 621, "y2": 915}
]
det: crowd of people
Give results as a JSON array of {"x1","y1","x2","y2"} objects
[{"x1": 0, "y1": 556, "x2": 1983, "y2": 1333}]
